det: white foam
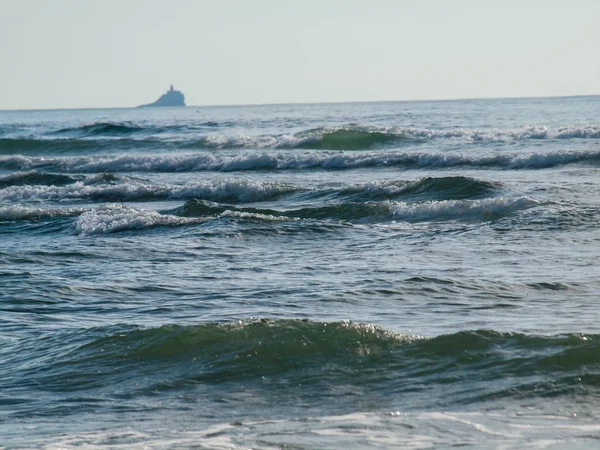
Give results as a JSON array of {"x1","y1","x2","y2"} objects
[
  {"x1": 391, "y1": 125, "x2": 600, "y2": 141},
  {"x1": 27, "y1": 410, "x2": 600, "y2": 449},
  {"x1": 220, "y1": 210, "x2": 296, "y2": 222},
  {"x1": 73, "y1": 204, "x2": 205, "y2": 236},
  {"x1": 390, "y1": 197, "x2": 539, "y2": 222}
]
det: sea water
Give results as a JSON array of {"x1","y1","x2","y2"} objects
[{"x1": 1, "y1": 97, "x2": 599, "y2": 448}]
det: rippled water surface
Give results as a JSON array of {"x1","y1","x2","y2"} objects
[{"x1": 1, "y1": 97, "x2": 600, "y2": 448}]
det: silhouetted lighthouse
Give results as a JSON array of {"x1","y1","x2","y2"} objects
[{"x1": 138, "y1": 85, "x2": 186, "y2": 107}]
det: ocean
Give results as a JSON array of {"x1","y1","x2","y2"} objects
[{"x1": 1, "y1": 96, "x2": 599, "y2": 449}]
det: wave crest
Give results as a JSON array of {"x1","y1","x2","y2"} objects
[
  {"x1": 53, "y1": 122, "x2": 145, "y2": 137},
  {"x1": 0, "y1": 179, "x2": 298, "y2": 203},
  {"x1": 18, "y1": 320, "x2": 600, "y2": 400},
  {"x1": 391, "y1": 196, "x2": 538, "y2": 222},
  {"x1": 0, "y1": 170, "x2": 82, "y2": 188},
  {"x1": 2, "y1": 149, "x2": 598, "y2": 173},
  {"x1": 73, "y1": 204, "x2": 205, "y2": 235}
]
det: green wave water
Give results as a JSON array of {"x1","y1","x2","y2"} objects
[
  {"x1": 294, "y1": 129, "x2": 405, "y2": 150},
  {"x1": 4, "y1": 320, "x2": 600, "y2": 418}
]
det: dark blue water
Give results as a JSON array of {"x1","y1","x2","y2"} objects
[{"x1": 1, "y1": 97, "x2": 600, "y2": 448}]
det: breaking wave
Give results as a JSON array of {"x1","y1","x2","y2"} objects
[
  {"x1": 339, "y1": 176, "x2": 502, "y2": 201},
  {"x1": 0, "y1": 179, "x2": 298, "y2": 203},
  {"x1": 0, "y1": 176, "x2": 503, "y2": 204},
  {"x1": 390, "y1": 196, "x2": 538, "y2": 222},
  {"x1": 2, "y1": 149, "x2": 598, "y2": 173},
  {"x1": 52, "y1": 123, "x2": 600, "y2": 146},
  {"x1": 175, "y1": 196, "x2": 537, "y2": 224},
  {"x1": 285, "y1": 125, "x2": 600, "y2": 150},
  {"x1": 73, "y1": 204, "x2": 205, "y2": 236},
  {"x1": 4, "y1": 196, "x2": 533, "y2": 234}
]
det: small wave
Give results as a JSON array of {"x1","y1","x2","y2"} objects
[
  {"x1": 341, "y1": 176, "x2": 502, "y2": 202},
  {"x1": 81, "y1": 173, "x2": 122, "y2": 185},
  {"x1": 201, "y1": 121, "x2": 221, "y2": 127},
  {"x1": 15, "y1": 320, "x2": 600, "y2": 402},
  {"x1": 0, "y1": 138, "x2": 98, "y2": 154},
  {"x1": 196, "y1": 125, "x2": 600, "y2": 150},
  {"x1": 61, "y1": 320, "x2": 413, "y2": 376},
  {"x1": 0, "y1": 205, "x2": 85, "y2": 222},
  {"x1": 3, "y1": 124, "x2": 600, "y2": 155},
  {"x1": 391, "y1": 197, "x2": 538, "y2": 222},
  {"x1": 173, "y1": 199, "x2": 387, "y2": 223},
  {"x1": 174, "y1": 196, "x2": 534, "y2": 224},
  {"x1": 2, "y1": 149, "x2": 598, "y2": 173},
  {"x1": 0, "y1": 137, "x2": 166, "y2": 155},
  {"x1": 53, "y1": 122, "x2": 146, "y2": 137},
  {"x1": 52, "y1": 121, "x2": 227, "y2": 138},
  {"x1": 73, "y1": 204, "x2": 206, "y2": 235},
  {"x1": 205, "y1": 125, "x2": 600, "y2": 150},
  {"x1": 292, "y1": 128, "x2": 403, "y2": 150},
  {"x1": 0, "y1": 179, "x2": 298, "y2": 203},
  {"x1": 0, "y1": 170, "x2": 83, "y2": 188}
]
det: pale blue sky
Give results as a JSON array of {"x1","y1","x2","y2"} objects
[{"x1": 1, "y1": 0, "x2": 598, "y2": 109}]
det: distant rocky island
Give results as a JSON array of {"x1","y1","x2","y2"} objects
[{"x1": 138, "y1": 85, "x2": 186, "y2": 107}]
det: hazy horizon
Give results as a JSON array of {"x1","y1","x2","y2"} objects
[
  {"x1": 2, "y1": 92, "x2": 600, "y2": 113},
  {"x1": 1, "y1": 0, "x2": 599, "y2": 110}
]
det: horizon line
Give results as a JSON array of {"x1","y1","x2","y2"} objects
[{"x1": 1, "y1": 93, "x2": 598, "y2": 113}]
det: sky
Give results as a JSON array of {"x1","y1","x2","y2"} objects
[{"x1": 0, "y1": 0, "x2": 598, "y2": 109}]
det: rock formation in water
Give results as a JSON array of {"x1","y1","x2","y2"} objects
[{"x1": 138, "y1": 85, "x2": 186, "y2": 107}]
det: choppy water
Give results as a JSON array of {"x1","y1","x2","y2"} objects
[{"x1": 1, "y1": 97, "x2": 600, "y2": 449}]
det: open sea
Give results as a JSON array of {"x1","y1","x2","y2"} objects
[{"x1": 1, "y1": 96, "x2": 600, "y2": 449}]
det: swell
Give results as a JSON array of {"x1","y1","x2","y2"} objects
[
  {"x1": 48, "y1": 123, "x2": 600, "y2": 145},
  {"x1": 291, "y1": 128, "x2": 404, "y2": 150},
  {"x1": 0, "y1": 173, "x2": 532, "y2": 232},
  {"x1": 3, "y1": 124, "x2": 600, "y2": 155},
  {"x1": 5, "y1": 320, "x2": 600, "y2": 406},
  {"x1": 2, "y1": 149, "x2": 598, "y2": 173},
  {"x1": 0, "y1": 170, "x2": 83, "y2": 188},
  {"x1": 338, "y1": 176, "x2": 502, "y2": 201},
  {"x1": 0, "y1": 176, "x2": 497, "y2": 203},
  {"x1": 1, "y1": 197, "x2": 534, "y2": 235},
  {"x1": 0, "y1": 179, "x2": 300, "y2": 203},
  {"x1": 288, "y1": 125, "x2": 600, "y2": 150},
  {"x1": 66, "y1": 196, "x2": 536, "y2": 235},
  {"x1": 52, "y1": 122, "x2": 146, "y2": 136},
  {"x1": 52, "y1": 121, "x2": 226, "y2": 137},
  {"x1": 174, "y1": 196, "x2": 536, "y2": 224},
  {"x1": 0, "y1": 205, "x2": 86, "y2": 222},
  {"x1": 0, "y1": 137, "x2": 168, "y2": 155}
]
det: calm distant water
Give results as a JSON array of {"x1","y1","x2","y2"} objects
[{"x1": 1, "y1": 97, "x2": 600, "y2": 448}]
